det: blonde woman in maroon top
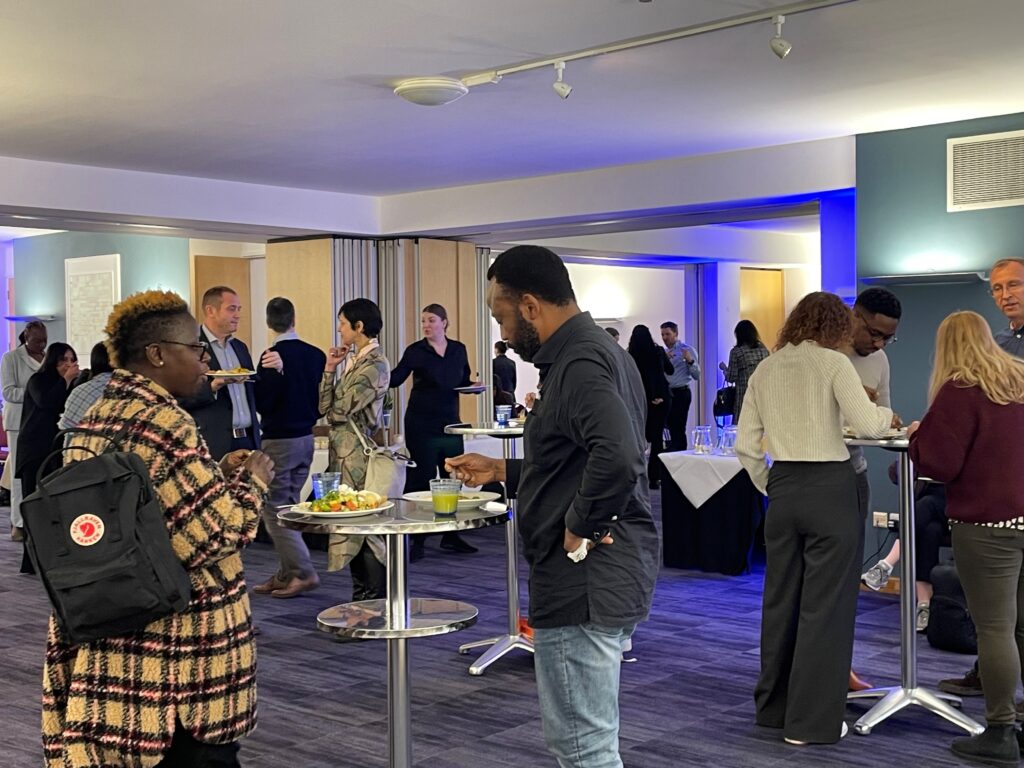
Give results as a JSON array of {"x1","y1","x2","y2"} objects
[{"x1": 909, "y1": 310, "x2": 1024, "y2": 767}]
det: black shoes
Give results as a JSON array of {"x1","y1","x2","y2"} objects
[
  {"x1": 950, "y1": 725, "x2": 1019, "y2": 767},
  {"x1": 939, "y1": 662, "x2": 984, "y2": 697},
  {"x1": 440, "y1": 532, "x2": 478, "y2": 554}
]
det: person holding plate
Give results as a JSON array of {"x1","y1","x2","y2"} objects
[
  {"x1": 180, "y1": 286, "x2": 260, "y2": 460},
  {"x1": 390, "y1": 302, "x2": 478, "y2": 561},
  {"x1": 319, "y1": 298, "x2": 391, "y2": 601}
]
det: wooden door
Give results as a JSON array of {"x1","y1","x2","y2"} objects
[
  {"x1": 192, "y1": 255, "x2": 253, "y2": 347},
  {"x1": 739, "y1": 268, "x2": 785, "y2": 349}
]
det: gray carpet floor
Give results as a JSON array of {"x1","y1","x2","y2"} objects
[{"x1": 0, "y1": 496, "x2": 987, "y2": 767}]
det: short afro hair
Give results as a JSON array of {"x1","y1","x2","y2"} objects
[
  {"x1": 105, "y1": 290, "x2": 192, "y2": 367},
  {"x1": 855, "y1": 287, "x2": 902, "y2": 321},
  {"x1": 486, "y1": 245, "x2": 576, "y2": 306}
]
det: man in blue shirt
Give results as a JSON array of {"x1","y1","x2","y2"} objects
[{"x1": 660, "y1": 321, "x2": 700, "y2": 451}]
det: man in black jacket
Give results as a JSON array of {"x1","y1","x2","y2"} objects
[
  {"x1": 251, "y1": 297, "x2": 326, "y2": 598},
  {"x1": 447, "y1": 245, "x2": 659, "y2": 768},
  {"x1": 180, "y1": 286, "x2": 260, "y2": 459}
]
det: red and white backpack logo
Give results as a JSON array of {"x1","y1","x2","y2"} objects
[{"x1": 69, "y1": 514, "x2": 105, "y2": 547}]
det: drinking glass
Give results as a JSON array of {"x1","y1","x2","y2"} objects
[
  {"x1": 430, "y1": 478, "x2": 462, "y2": 515},
  {"x1": 495, "y1": 404, "x2": 512, "y2": 426},
  {"x1": 311, "y1": 472, "x2": 342, "y2": 499},
  {"x1": 691, "y1": 426, "x2": 713, "y2": 454},
  {"x1": 718, "y1": 426, "x2": 738, "y2": 455}
]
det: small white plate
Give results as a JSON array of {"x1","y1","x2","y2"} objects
[
  {"x1": 206, "y1": 370, "x2": 256, "y2": 380},
  {"x1": 454, "y1": 384, "x2": 488, "y2": 394},
  {"x1": 288, "y1": 500, "x2": 395, "y2": 518},
  {"x1": 401, "y1": 491, "x2": 501, "y2": 510}
]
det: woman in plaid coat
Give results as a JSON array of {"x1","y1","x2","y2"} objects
[{"x1": 42, "y1": 290, "x2": 274, "y2": 768}]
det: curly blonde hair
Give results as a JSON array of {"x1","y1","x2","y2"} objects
[
  {"x1": 929, "y1": 311, "x2": 1024, "y2": 405},
  {"x1": 105, "y1": 290, "x2": 192, "y2": 367},
  {"x1": 775, "y1": 292, "x2": 853, "y2": 351}
]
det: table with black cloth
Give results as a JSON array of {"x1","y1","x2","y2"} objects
[{"x1": 659, "y1": 450, "x2": 763, "y2": 576}]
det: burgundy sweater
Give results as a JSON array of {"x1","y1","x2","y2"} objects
[{"x1": 909, "y1": 380, "x2": 1024, "y2": 524}]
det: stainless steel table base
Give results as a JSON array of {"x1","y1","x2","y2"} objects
[
  {"x1": 848, "y1": 687, "x2": 976, "y2": 735},
  {"x1": 446, "y1": 425, "x2": 535, "y2": 675},
  {"x1": 844, "y1": 446, "x2": 983, "y2": 737},
  {"x1": 318, "y1": 598, "x2": 478, "y2": 639},
  {"x1": 459, "y1": 632, "x2": 535, "y2": 675},
  {"x1": 281, "y1": 506, "x2": 508, "y2": 768}
]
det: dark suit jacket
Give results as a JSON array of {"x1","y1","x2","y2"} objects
[
  {"x1": 16, "y1": 368, "x2": 72, "y2": 490},
  {"x1": 179, "y1": 328, "x2": 260, "y2": 459}
]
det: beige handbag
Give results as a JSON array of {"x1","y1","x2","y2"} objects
[{"x1": 349, "y1": 422, "x2": 415, "y2": 498}]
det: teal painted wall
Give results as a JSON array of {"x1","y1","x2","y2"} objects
[
  {"x1": 12, "y1": 232, "x2": 190, "y2": 344},
  {"x1": 857, "y1": 112, "x2": 1024, "y2": 277},
  {"x1": 856, "y1": 112, "x2": 1024, "y2": 542}
]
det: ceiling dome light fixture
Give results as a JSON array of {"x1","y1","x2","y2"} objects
[
  {"x1": 393, "y1": 76, "x2": 469, "y2": 106},
  {"x1": 552, "y1": 61, "x2": 572, "y2": 99},
  {"x1": 770, "y1": 14, "x2": 793, "y2": 59}
]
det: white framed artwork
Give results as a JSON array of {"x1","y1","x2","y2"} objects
[{"x1": 65, "y1": 254, "x2": 121, "y2": 360}]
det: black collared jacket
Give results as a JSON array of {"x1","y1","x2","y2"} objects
[{"x1": 507, "y1": 312, "x2": 659, "y2": 629}]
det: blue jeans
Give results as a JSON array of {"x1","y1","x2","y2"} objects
[{"x1": 533, "y1": 622, "x2": 635, "y2": 768}]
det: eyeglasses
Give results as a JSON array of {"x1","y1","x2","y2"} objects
[
  {"x1": 152, "y1": 340, "x2": 211, "y2": 362},
  {"x1": 855, "y1": 311, "x2": 898, "y2": 346},
  {"x1": 990, "y1": 280, "x2": 1024, "y2": 297}
]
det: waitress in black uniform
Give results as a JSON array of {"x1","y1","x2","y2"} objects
[{"x1": 390, "y1": 303, "x2": 477, "y2": 561}]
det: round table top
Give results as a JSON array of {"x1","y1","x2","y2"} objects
[
  {"x1": 445, "y1": 421, "x2": 524, "y2": 437},
  {"x1": 844, "y1": 436, "x2": 909, "y2": 450},
  {"x1": 277, "y1": 499, "x2": 509, "y2": 535}
]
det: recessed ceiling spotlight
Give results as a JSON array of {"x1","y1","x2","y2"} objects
[
  {"x1": 770, "y1": 14, "x2": 792, "y2": 59},
  {"x1": 552, "y1": 61, "x2": 572, "y2": 99},
  {"x1": 393, "y1": 76, "x2": 469, "y2": 106}
]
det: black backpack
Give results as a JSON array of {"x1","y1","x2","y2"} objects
[
  {"x1": 21, "y1": 429, "x2": 192, "y2": 644},
  {"x1": 926, "y1": 564, "x2": 977, "y2": 655}
]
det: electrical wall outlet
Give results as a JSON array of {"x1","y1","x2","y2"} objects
[{"x1": 872, "y1": 511, "x2": 888, "y2": 528}]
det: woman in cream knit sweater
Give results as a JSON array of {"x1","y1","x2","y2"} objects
[{"x1": 737, "y1": 292, "x2": 893, "y2": 746}]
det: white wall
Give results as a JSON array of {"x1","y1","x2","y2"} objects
[
  {"x1": 249, "y1": 256, "x2": 267, "y2": 355},
  {"x1": 493, "y1": 262, "x2": 688, "y2": 404},
  {"x1": 1, "y1": 240, "x2": 12, "y2": 351}
]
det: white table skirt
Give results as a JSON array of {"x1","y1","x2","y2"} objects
[{"x1": 659, "y1": 450, "x2": 745, "y2": 508}]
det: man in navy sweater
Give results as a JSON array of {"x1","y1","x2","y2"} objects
[{"x1": 252, "y1": 297, "x2": 327, "y2": 599}]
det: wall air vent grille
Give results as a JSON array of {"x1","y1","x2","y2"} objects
[{"x1": 948, "y1": 129, "x2": 1024, "y2": 212}]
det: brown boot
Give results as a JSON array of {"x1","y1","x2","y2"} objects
[
  {"x1": 271, "y1": 574, "x2": 321, "y2": 599},
  {"x1": 252, "y1": 574, "x2": 290, "y2": 595}
]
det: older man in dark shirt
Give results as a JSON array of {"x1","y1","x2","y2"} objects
[{"x1": 447, "y1": 245, "x2": 659, "y2": 768}]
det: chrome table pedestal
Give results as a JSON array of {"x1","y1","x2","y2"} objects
[
  {"x1": 445, "y1": 422, "x2": 534, "y2": 675},
  {"x1": 845, "y1": 439, "x2": 983, "y2": 736},
  {"x1": 279, "y1": 502, "x2": 508, "y2": 767}
]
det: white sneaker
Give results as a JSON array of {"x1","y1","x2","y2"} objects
[
  {"x1": 784, "y1": 722, "x2": 848, "y2": 746},
  {"x1": 916, "y1": 602, "x2": 930, "y2": 633},
  {"x1": 861, "y1": 560, "x2": 893, "y2": 591}
]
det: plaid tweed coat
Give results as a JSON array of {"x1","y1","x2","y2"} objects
[{"x1": 41, "y1": 370, "x2": 268, "y2": 767}]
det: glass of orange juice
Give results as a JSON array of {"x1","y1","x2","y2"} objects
[{"x1": 430, "y1": 478, "x2": 462, "y2": 515}]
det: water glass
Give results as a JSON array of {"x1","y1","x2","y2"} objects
[
  {"x1": 311, "y1": 472, "x2": 342, "y2": 499},
  {"x1": 430, "y1": 478, "x2": 462, "y2": 515},
  {"x1": 495, "y1": 404, "x2": 513, "y2": 426},
  {"x1": 718, "y1": 426, "x2": 738, "y2": 455},
  {"x1": 691, "y1": 425, "x2": 713, "y2": 454}
]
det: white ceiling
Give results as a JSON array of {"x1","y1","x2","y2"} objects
[{"x1": 0, "y1": 0, "x2": 1022, "y2": 197}]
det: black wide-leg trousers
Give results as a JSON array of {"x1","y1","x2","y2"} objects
[{"x1": 754, "y1": 460, "x2": 864, "y2": 744}]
